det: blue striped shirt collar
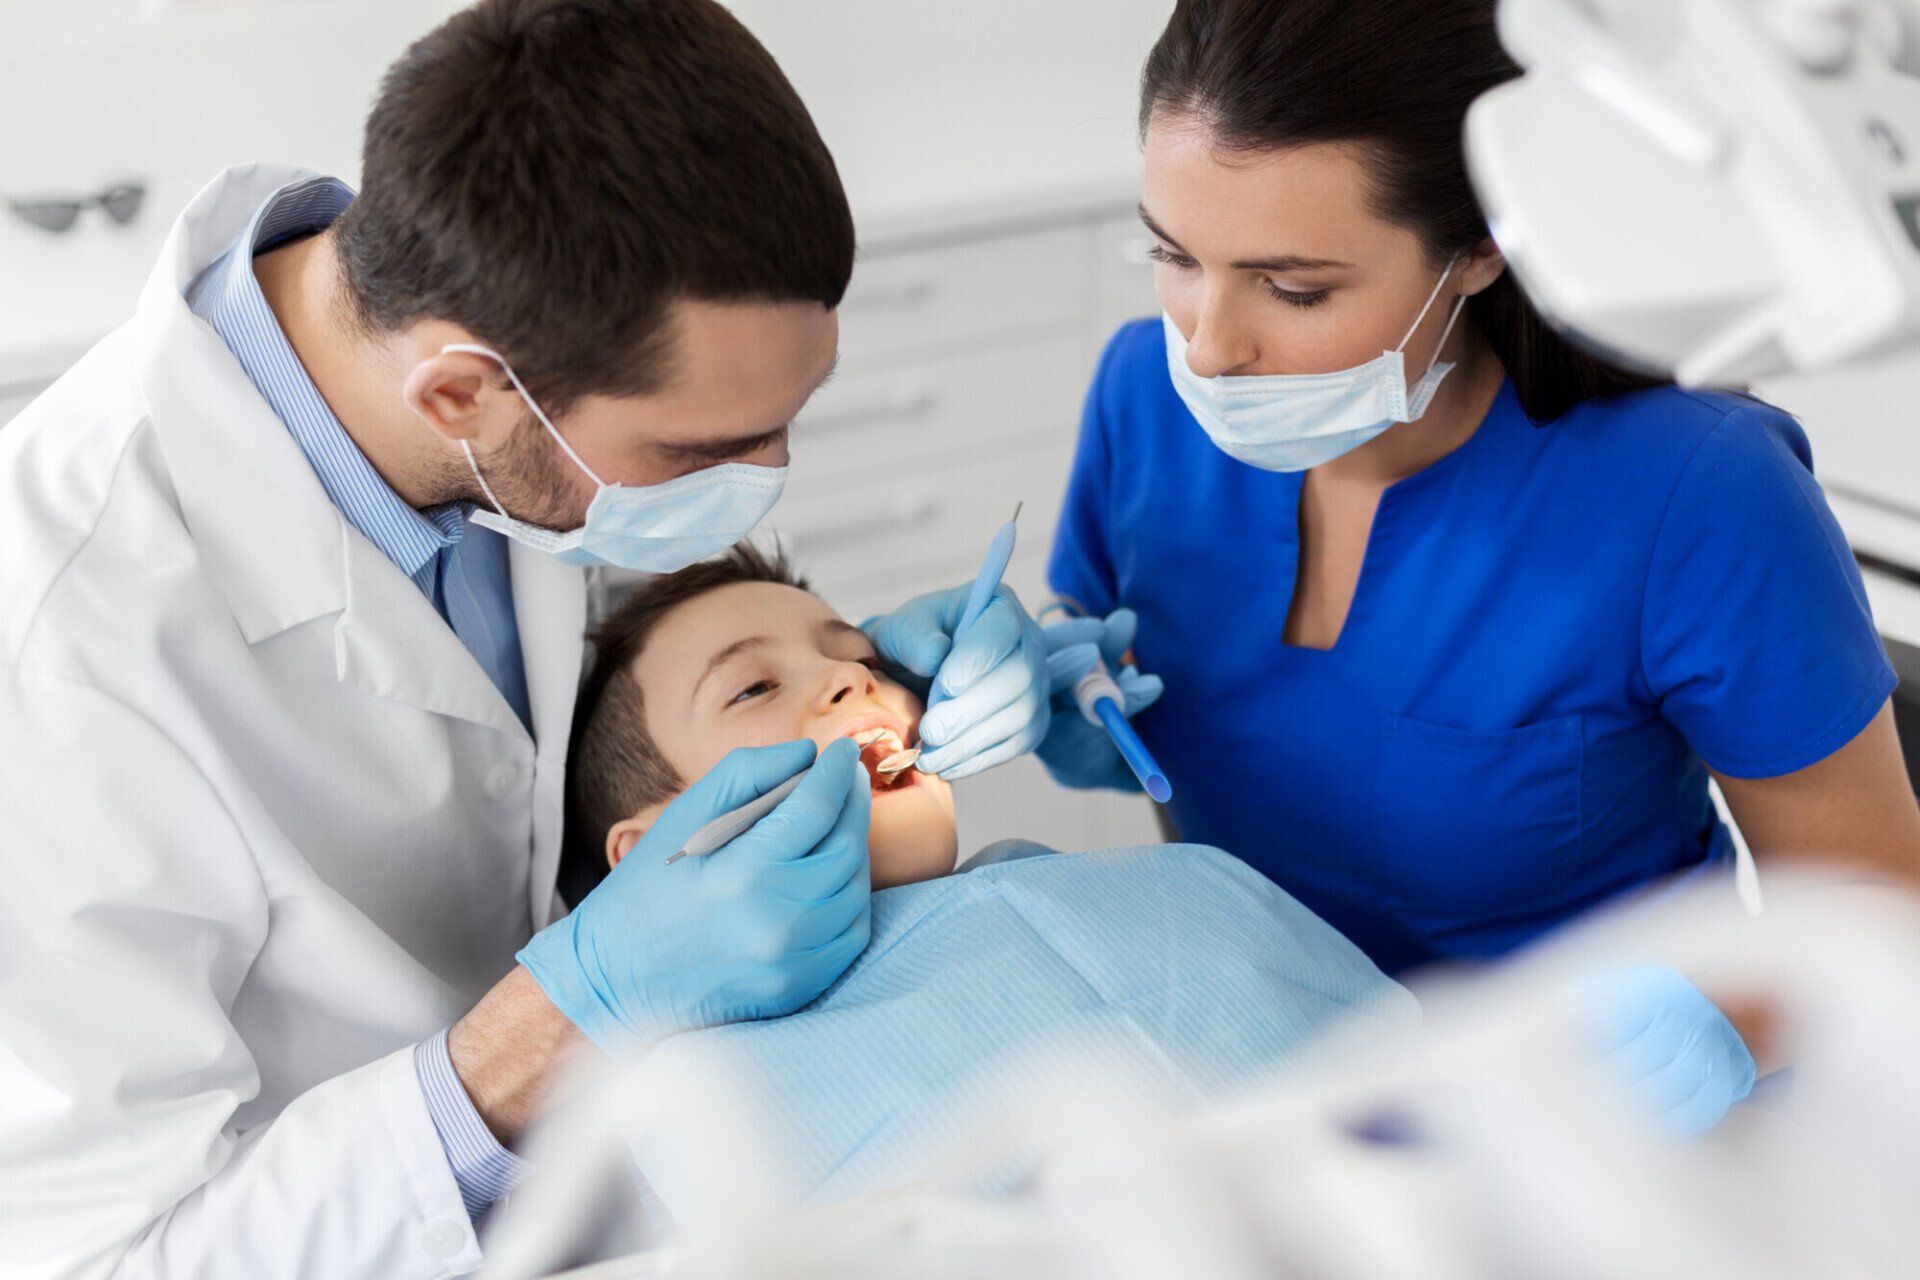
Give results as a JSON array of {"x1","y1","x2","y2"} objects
[{"x1": 188, "y1": 175, "x2": 467, "y2": 582}]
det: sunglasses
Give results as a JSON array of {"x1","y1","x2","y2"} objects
[{"x1": 5, "y1": 180, "x2": 147, "y2": 233}]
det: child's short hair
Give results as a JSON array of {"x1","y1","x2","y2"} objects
[{"x1": 561, "y1": 542, "x2": 810, "y2": 905}]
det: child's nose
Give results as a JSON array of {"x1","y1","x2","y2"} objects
[{"x1": 821, "y1": 659, "x2": 875, "y2": 708}]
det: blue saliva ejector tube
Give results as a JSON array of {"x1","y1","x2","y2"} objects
[{"x1": 1073, "y1": 655, "x2": 1172, "y2": 803}]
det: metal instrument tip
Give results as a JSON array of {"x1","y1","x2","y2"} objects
[{"x1": 1011, "y1": 500, "x2": 1024, "y2": 523}]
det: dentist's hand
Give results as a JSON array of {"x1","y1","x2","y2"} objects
[
  {"x1": 1585, "y1": 964, "x2": 1757, "y2": 1137},
  {"x1": 866, "y1": 584, "x2": 1051, "y2": 781},
  {"x1": 517, "y1": 738, "x2": 871, "y2": 1058},
  {"x1": 1036, "y1": 607, "x2": 1165, "y2": 792}
]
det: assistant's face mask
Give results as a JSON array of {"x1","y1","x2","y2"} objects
[
  {"x1": 443, "y1": 343, "x2": 787, "y2": 573},
  {"x1": 1164, "y1": 259, "x2": 1470, "y2": 473}
]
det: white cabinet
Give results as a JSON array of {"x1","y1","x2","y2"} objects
[
  {"x1": 1091, "y1": 211, "x2": 1165, "y2": 338},
  {"x1": 789, "y1": 332, "x2": 1089, "y2": 481},
  {"x1": 834, "y1": 225, "x2": 1090, "y2": 365}
]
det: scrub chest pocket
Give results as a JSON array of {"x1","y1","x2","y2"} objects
[{"x1": 1371, "y1": 712, "x2": 1585, "y2": 925}]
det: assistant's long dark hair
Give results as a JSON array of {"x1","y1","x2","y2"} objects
[{"x1": 1142, "y1": 0, "x2": 1665, "y2": 423}]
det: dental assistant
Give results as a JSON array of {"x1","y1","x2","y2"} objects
[
  {"x1": 1041, "y1": 0, "x2": 1920, "y2": 1130},
  {"x1": 0, "y1": 4, "x2": 1050, "y2": 1278}
]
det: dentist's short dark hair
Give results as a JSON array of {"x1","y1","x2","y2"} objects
[
  {"x1": 334, "y1": 0, "x2": 855, "y2": 413},
  {"x1": 1140, "y1": 0, "x2": 1666, "y2": 423}
]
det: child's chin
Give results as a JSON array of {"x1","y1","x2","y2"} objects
[{"x1": 868, "y1": 814, "x2": 960, "y2": 889}]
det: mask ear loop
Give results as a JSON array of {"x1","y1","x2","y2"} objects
[
  {"x1": 461, "y1": 440, "x2": 513, "y2": 521},
  {"x1": 440, "y1": 344, "x2": 611, "y2": 519},
  {"x1": 1395, "y1": 255, "x2": 1464, "y2": 357},
  {"x1": 1424, "y1": 294, "x2": 1471, "y2": 376}
]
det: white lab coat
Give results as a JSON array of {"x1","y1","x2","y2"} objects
[{"x1": 0, "y1": 165, "x2": 584, "y2": 1278}]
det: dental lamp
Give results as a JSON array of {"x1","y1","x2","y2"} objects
[{"x1": 1466, "y1": 0, "x2": 1920, "y2": 384}]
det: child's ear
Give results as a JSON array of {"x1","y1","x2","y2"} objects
[
  {"x1": 605, "y1": 803, "x2": 668, "y2": 869},
  {"x1": 606, "y1": 818, "x2": 647, "y2": 870}
]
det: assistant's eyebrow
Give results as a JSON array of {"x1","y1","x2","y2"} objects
[
  {"x1": 1139, "y1": 206, "x2": 1190, "y2": 255},
  {"x1": 693, "y1": 634, "x2": 771, "y2": 699},
  {"x1": 1138, "y1": 204, "x2": 1354, "y2": 273}
]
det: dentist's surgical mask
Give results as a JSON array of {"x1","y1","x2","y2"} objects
[
  {"x1": 444, "y1": 344, "x2": 787, "y2": 573},
  {"x1": 1164, "y1": 259, "x2": 1470, "y2": 473}
]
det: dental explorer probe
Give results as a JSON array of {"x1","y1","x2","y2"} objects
[
  {"x1": 925, "y1": 501, "x2": 1023, "y2": 713},
  {"x1": 669, "y1": 503, "x2": 1024, "y2": 864},
  {"x1": 668, "y1": 741, "x2": 921, "y2": 864},
  {"x1": 880, "y1": 500, "x2": 1020, "y2": 776}
]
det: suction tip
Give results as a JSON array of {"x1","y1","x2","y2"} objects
[{"x1": 1145, "y1": 775, "x2": 1173, "y2": 804}]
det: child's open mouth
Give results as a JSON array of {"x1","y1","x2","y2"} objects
[{"x1": 850, "y1": 727, "x2": 918, "y2": 793}]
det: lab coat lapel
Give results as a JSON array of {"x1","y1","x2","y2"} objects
[
  {"x1": 141, "y1": 164, "x2": 528, "y2": 739},
  {"x1": 332, "y1": 531, "x2": 527, "y2": 739},
  {"x1": 139, "y1": 163, "x2": 349, "y2": 643},
  {"x1": 511, "y1": 542, "x2": 587, "y2": 927}
]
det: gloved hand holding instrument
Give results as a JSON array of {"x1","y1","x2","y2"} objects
[
  {"x1": 864, "y1": 504, "x2": 1052, "y2": 782},
  {"x1": 518, "y1": 737, "x2": 872, "y2": 1057},
  {"x1": 1037, "y1": 606, "x2": 1168, "y2": 796}
]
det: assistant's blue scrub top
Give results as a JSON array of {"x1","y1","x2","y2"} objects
[{"x1": 1049, "y1": 318, "x2": 1896, "y2": 975}]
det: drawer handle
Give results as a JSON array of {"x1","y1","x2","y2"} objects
[
  {"x1": 781, "y1": 492, "x2": 944, "y2": 551},
  {"x1": 843, "y1": 277, "x2": 936, "y2": 314},
  {"x1": 801, "y1": 388, "x2": 940, "y2": 434}
]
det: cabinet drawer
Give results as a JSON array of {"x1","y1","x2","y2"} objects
[
  {"x1": 765, "y1": 440, "x2": 1073, "y2": 587},
  {"x1": 804, "y1": 545, "x2": 1061, "y2": 637},
  {"x1": 838, "y1": 225, "x2": 1087, "y2": 363},
  {"x1": 1090, "y1": 211, "x2": 1164, "y2": 340},
  {"x1": 792, "y1": 331, "x2": 1091, "y2": 477},
  {"x1": 955, "y1": 755, "x2": 1110, "y2": 858}
]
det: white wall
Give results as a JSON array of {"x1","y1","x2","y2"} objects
[
  {"x1": 0, "y1": 0, "x2": 1170, "y2": 212},
  {"x1": 0, "y1": 0, "x2": 1170, "y2": 383},
  {"x1": 0, "y1": 0, "x2": 460, "y2": 383},
  {"x1": 0, "y1": 1, "x2": 466, "y2": 190},
  {"x1": 724, "y1": 0, "x2": 1171, "y2": 215}
]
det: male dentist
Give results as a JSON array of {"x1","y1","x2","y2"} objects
[{"x1": 0, "y1": 1, "x2": 1050, "y2": 1275}]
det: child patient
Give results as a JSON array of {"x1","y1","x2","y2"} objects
[
  {"x1": 560, "y1": 544, "x2": 1415, "y2": 1218},
  {"x1": 560, "y1": 542, "x2": 961, "y2": 908}
]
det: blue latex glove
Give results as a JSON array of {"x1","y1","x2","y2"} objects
[
  {"x1": 1034, "y1": 607, "x2": 1165, "y2": 792},
  {"x1": 1585, "y1": 964, "x2": 1757, "y2": 1137},
  {"x1": 518, "y1": 737, "x2": 871, "y2": 1057},
  {"x1": 865, "y1": 584, "x2": 1051, "y2": 781}
]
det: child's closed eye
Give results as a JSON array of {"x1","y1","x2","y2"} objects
[{"x1": 729, "y1": 679, "x2": 777, "y2": 705}]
